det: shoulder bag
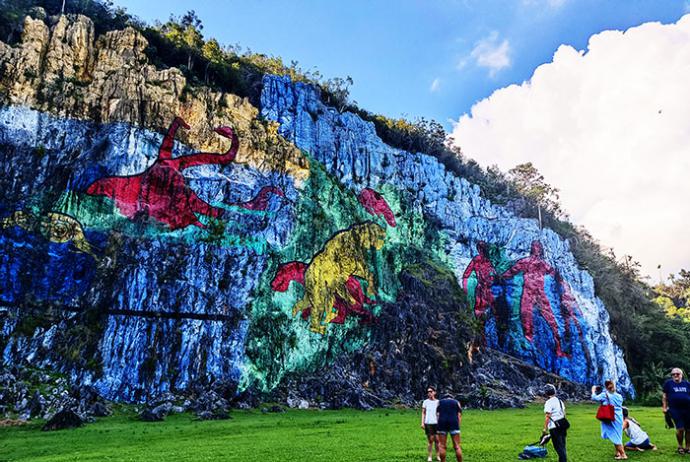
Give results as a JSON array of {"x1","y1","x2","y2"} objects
[{"x1": 595, "y1": 393, "x2": 615, "y2": 423}]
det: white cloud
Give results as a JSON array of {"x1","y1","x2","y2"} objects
[
  {"x1": 470, "y1": 32, "x2": 511, "y2": 76},
  {"x1": 430, "y1": 77, "x2": 441, "y2": 93},
  {"x1": 451, "y1": 15, "x2": 690, "y2": 280}
]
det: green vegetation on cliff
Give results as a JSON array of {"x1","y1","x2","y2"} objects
[{"x1": 654, "y1": 269, "x2": 690, "y2": 322}]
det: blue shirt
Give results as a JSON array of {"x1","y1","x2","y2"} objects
[
  {"x1": 664, "y1": 379, "x2": 690, "y2": 409},
  {"x1": 437, "y1": 398, "x2": 462, "y2": 427}
]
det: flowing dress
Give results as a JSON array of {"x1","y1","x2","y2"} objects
[{"x1": 591, "y1": 391, "x2": 624, "y2": 445}]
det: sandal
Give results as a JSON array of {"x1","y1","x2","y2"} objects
[{"x1": 677, "y1": 447, "x2": 685, "y2": 455}]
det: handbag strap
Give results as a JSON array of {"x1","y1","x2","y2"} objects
[
  {"x1": 558, "y1": 399, "x2": 566, "y2": 416},
  {"x1": 549, "y1": 398, "x2": 565, "y2": 423}
]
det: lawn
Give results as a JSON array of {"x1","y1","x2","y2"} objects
[{"x1": 0, "y1": 404, "x2": 683, "y2": 461}]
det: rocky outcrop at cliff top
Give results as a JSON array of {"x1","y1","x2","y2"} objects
[{"x1": 0, "y1": 13, "x2": 633, "y2": 410}]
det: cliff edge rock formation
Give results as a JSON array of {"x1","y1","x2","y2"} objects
[{"x1": 0, "y1": 15, "x2": 632, "y2": 409}]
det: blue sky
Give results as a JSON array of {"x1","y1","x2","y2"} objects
[{"x1": 117, "y1": 0, "x2": 688, "y2": 129}]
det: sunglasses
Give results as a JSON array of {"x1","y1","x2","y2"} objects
[
  {"x1": 672, "y1": 373, "x2": 682, "y2": 376},
  {"x1": 427, "y1": 390, "x2": 435, "y2": 393}
]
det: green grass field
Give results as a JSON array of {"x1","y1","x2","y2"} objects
[{"x1": 0, "y1": 404, "x2": 685, "y2": 461}]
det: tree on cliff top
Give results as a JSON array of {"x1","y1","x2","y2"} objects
[
  {"x1": 161, "y1": 10, "x2": 204, "y2": 71},
  {"x1": 508, "y1": 162, "x2": 563, "y2": 228},
  {"x1": 653, "y1": 269, "x2": 690, "y2": 322}
]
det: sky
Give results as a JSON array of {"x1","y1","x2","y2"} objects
[{"x1": 117, "y1": 0, "x2": 690, "y2": 279}]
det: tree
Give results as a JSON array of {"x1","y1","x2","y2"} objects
[
  {"x1": 201, "y1": 38, "x2": 224, "y2": 83},
  {"x1": 162, "y1": 10, "x2": 204, "y2": 71},
  {"x1": 507, "y1": 162, "x2": 563, "y2": 227},
  {"x1": 653, "y1": 268, "x2": 690, "y2": 322},
  {"x1": 322, "y1": 76, "x2": 353, "y2": 113}
]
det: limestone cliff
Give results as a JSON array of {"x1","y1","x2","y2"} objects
[
  {"x1": 0, "y1": 15, "x2": 306, "y2": 180},
  {"x1": 0, "y1": 14, "x2": 632, "y2": 409}
]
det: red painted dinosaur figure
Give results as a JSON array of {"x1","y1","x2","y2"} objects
[{"x1": 86, "y1": 117, "x2": 284, "y2": 229}]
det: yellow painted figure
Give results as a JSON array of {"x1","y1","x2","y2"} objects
[
  {"x1": 293, "y1": 222, "x2": 386, "y2": 334},
  {"x1": 1, "y1": 210, "x2": 96, "y2": 258}
]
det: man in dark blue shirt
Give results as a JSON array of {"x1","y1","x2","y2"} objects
[
  {"x1": 436, "y1": 393, "x2": 463, "y2": 462},
  {"x1": 662, "y1": 367, "x2": 690, "y2": 454}
]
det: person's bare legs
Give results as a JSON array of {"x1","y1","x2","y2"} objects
[
  {"x1": 426, "y1": 434, "x2": 439, "y2": 461},
  {"x1": 676, "y1": 428, "x2": 685, "y2": 452},
  {"x1": 438, "y1": 434, "x2": 448, "y2": 462},
  {"x1": 450, "y1": 433, "x2": 463, "y2": 462},
  {"x1": 614, "y1": 444, "x2": 627, "y2": 459},
  {"x1": 684, "y1": 429, "x2": 690, "y2": 452}
]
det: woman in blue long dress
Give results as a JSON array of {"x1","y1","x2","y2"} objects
[{"x1": 591, "y1": 380, "x2": 627, "y2": 460}]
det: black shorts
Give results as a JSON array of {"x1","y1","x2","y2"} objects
[{"x1": 424, "y1": 424, "x2": 438, "y2": 436}]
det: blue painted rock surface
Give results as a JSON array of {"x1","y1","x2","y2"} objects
[{"x1": 0, "y1": 69, "x2": 633, "y2": 402}]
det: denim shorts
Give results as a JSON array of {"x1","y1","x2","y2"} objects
[
  {"x1": 670, "y1": 408, "x2": 690, "y2": 430},
  {"x1": 437, "y1": 422, "x2": 461, "y2": 436}
]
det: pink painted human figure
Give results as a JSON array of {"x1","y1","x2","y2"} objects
[
  {"x1": 462, "y1": 241, "x2": 496, "y2": 319},
  {"x1": 502, "y1": 240, "x2": 567, "y2": 357}
]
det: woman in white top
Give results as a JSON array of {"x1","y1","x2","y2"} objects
[
  {"x1": 622, "y1": 408, "x2": 657, "y2": 451},
  {"x1": 421, "y1": 386, "x2": 440, "y2": 462},
  {"x1": 543, "y1": 384, "x2": 568, "y2": 462}
]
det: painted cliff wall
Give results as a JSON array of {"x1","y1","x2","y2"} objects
[
  {"x1": 259, "y1": 75, "x2": 632, "y2": 395},
  {"x1": 0, "y1": 14, "x2": 633, "y2": 402}
]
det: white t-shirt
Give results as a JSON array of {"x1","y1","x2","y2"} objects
[
  {"x1": 422, "y1": 399, "x2": 439, "y2": 425},
  {"x1": 544, "y1": 397, "x2": 565, "y2": 430},
  {"x1": 625, "y1": 419, "x2": 649, "y2": 445}
]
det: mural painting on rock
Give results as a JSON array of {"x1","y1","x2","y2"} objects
[
  {"x1": 0, "y1": 67, "x2": 635, "y2": 401},
  {"x1": 273, "y1": 221, "x2": 386, "y2": 334},
  {"x1": 241, "y1": 153, "x2": 447, "y2": 392},
  {"x1": 1, "y1": 210, "x2": 98, "y2": 259},
  {"x1": 260, "y1": 74, "x2": 634, "y2": 395},
  {"x1": 463, "y1": 239, "x2": 586, "y2": 361},
  {"x1": 85, "y1": 116, "x2": 285, "y2": 229},
  {"x1": 271, "y1": 189, "x2": 395, "y2": 334},
  {"x1": 0, "y1": 107, "x2": 300, "y2": 401}
]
